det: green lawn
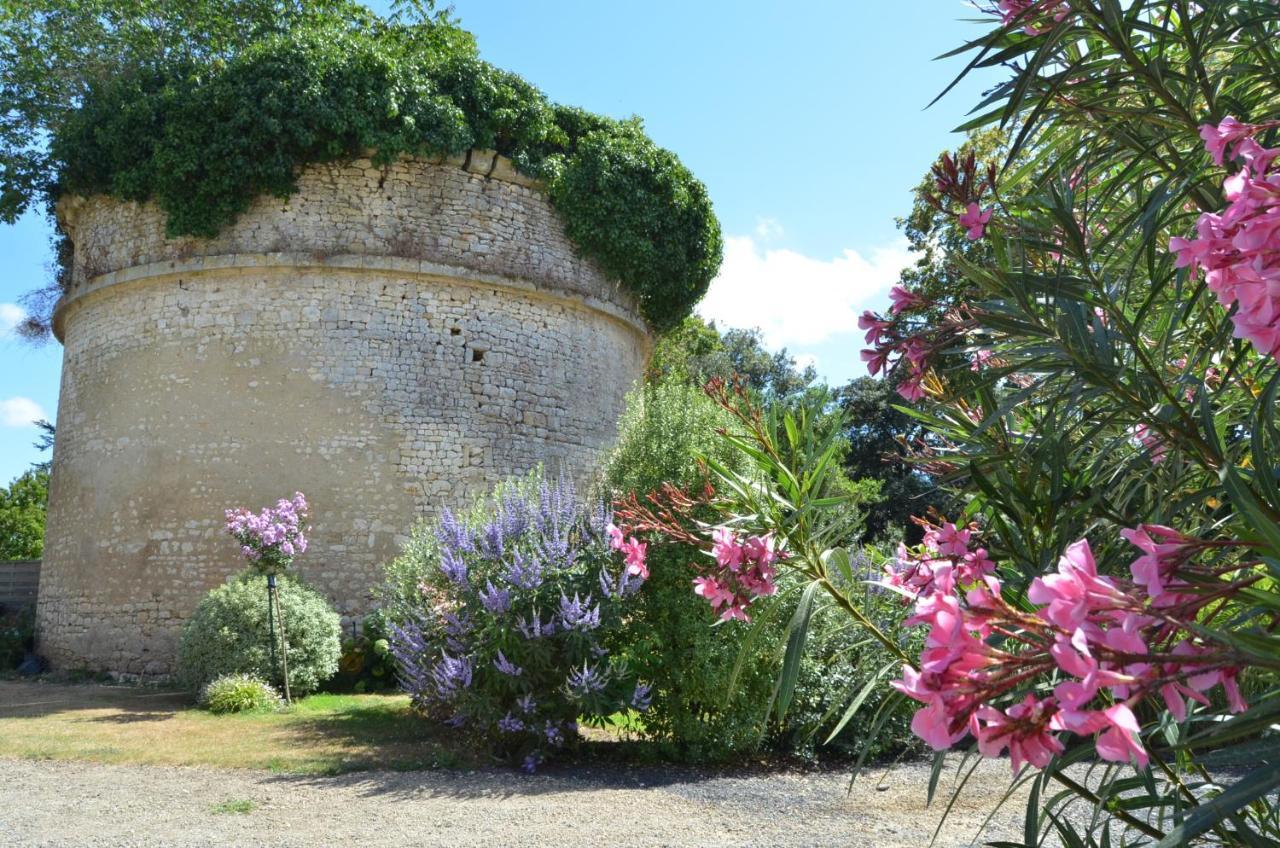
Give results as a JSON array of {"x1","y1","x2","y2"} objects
[{"x1": 0, "y1": 680, "x2": 470, "y2": 774}]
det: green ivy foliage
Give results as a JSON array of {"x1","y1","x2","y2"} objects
[{"x1": 50, "y1": 17, "x2": 721, "y2": 331}]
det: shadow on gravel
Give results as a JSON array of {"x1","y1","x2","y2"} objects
[{"x1": 264, "y1": 756, "x2": 853, "y2": 806}]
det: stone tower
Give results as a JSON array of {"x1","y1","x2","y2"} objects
[{"x1": 37, "y1": 151, "x2": 651, "y2": 677}]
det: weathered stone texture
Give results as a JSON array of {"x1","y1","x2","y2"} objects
[{"x1": 38, "y1": 153, "x2": 650, "y2": 678}]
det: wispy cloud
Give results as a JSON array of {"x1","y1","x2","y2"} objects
[
  {"x1": 0, "y1": 303, "x2": 25, "y2": 337},
  {"x1": 753, "y1": 217, "x2": 785, "y2": 241},
  {"x1": 0, "y1": 397, "x2": 48, "y2": 428},
  {"x1": 698, "y1": 235, "x2": 913, "y2": 351}
]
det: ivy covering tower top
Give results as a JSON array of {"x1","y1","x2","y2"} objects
[{"x1": 41, "y1": 6, "x2": 722, "y2": 332}]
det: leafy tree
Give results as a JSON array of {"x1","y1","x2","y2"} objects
[
  {"x1": 0, "y1": 469, "x2": 49, "y2": 560},
  {"x1": 649, "y1": 316, "x2": 817, "y2": 400},
  {"x1": 835, "y1": 377, "x2": 950, "y2": 543},
  {"x1": 0, "y1": 0, "x2": 378, "y2": 224}
]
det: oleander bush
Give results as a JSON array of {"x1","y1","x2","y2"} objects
[
  {"x1": 385, "y1": 473, "x2": 651, "y2": 772},
  {"x1": 602, "y1": 378, "x2": 896, "y2": 762},
  {"x1": 176, "y1": 572, "x2": 341, "y2": 697},
  {"x1": 200, "y1": 673, "x2": 282, "y2": 714},
  {"x1": 598, "y1": 378, "x2": 777, "y2": 760}
]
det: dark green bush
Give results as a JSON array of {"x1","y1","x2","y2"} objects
[
  {"x1": 331, "y1": 609, "x2": 397, "y2": 693},
  {"x1": 50, "y1": 16, "x2": 719, "y2": 331},
  {"x1": 0, "y1": 605, "x2": 34, "y2": 669},
  {"x1": 176, "y1": 571, "x2": 341, "y2": 696}
]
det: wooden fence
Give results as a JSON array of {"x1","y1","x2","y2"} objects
[{"x1": 0, "y1": 560, "x2": 40, "y2": 609}]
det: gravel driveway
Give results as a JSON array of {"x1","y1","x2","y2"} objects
[{"x1": 0, "y1": 755, "x2": 1054, "y2": 847}]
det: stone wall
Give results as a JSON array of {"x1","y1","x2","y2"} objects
[{"x1": 38, "y1": 152, "x2": 651, "y2": 677}]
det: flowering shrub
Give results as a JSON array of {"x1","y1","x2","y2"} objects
[
  {"x1": 386, "y1": 475, "x2": 651, "y2": 772},
  {"x1": 224, "y1": 492, "x2": 308, "y2": 576},
  {"x1": 833, "y1": 2, "x2": 1280, "y2": 843}
]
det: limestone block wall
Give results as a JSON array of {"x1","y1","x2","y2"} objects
[{"x1": 38, "y1": 152, "x2": 651, "y2": 677}]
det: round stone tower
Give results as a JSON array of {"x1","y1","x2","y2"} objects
[{"x1": 38, "y1": 151, "x2": 651, "y2": 677}]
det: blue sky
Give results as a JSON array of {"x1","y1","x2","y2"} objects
[{"x1": 0, "y1": 0, "x2": 997, "y2": 483}]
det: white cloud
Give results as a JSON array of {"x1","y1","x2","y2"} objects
[
  {"x1": 0, "y1": 397, "x2": 48, "y2": 428},
  {"x1": 698, "y1": 235, "x2": 913, "y2": 350},
  {"x1": 753, "y1": 217, "x2": 784, "y2": 241},
  {"x1": 0, "y1": 303, "x2": 25, "y2": 337}
]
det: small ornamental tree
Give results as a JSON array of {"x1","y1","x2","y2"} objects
[
  {"x1": 387, "y1": 476, "x2": 652, "y2": 772},
  {"x1": 224, "y1": 492, "x2": 310, "y2": 699}
]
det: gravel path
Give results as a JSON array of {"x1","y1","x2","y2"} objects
[{"x1": 0, "y1": 756, "x2": 1050, "y2": 847}]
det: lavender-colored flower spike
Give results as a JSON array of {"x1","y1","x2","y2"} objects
[
  {"x1": 494, "y1": 650, "x2": 523, "y2": 676},
  {"x1": 558, "y1": 592, "x2": 600, "y2": 631},
  {"x1": 631, "y1": 683, "x2": 653, "y2": 713},
  {"x1": 566, "y1": 662, "x2": 607, "y2": 697},
  {"x1": 521, "y1": 753, "x2": 540, "y2": 774},
  {"x1": 435, "y1": 506, "x2": 475, "y2": 555},
  {"x1": 439, "y1": 547, "x2": 469, "y2": 587},
  {"x1": 544, "y1": 720, "x2": 565, "y2": 747},
  {"x1": 516, "y1": 613, "x2": 555, "y2": 640},
  {"x1": 430, "y1": 653, "x2": 473, "y2": 700},
  {"x1": 497, "y1": 712, "x2": 525, "y2": 733},
  {"x1": 504, "y1": 550, "x2": 543, "y2": 590},
  {"x1": 479, "y1": 580, "x2": 511, "y2": 615},
  {"x1": 517, "y1": 694, "x2": 536, "y2": 714}
]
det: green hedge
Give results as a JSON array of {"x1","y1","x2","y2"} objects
[{"x1": 51, "y1": 18, "x2": 721, "y2": 331}]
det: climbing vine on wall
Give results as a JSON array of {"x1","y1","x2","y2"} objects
[{"x1": 49, "y1": 17, "x2": 721, "y2": 331}]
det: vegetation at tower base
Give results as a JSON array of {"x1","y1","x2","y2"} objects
[{"x1": 11, "y1": 2, "x2": 720, "y2": 332}]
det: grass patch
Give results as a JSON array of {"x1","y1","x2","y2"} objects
[
  {"x1": 211, "y1": 799, "x2": 255, "y2": 815},
  {"x1": 0, "y1": 680, "x2": 471, "y2": 774}
]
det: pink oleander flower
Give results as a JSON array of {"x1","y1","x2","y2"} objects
[
  {"x1": 1130, "y1": 423, "x2": 1168, "y2": 465},
  {"x1": 973, "y1": 695, "x2": 1065, "y2": 771},
  {"x1": 858, "y1": 310, "x2": 891, "y2": 344},
  {"x1": 958, "y1": 202, "x2": 993, "y2": 240},
  {"x1": 861, "y1": 347, "x2": 889, "y2": 377},
  {"x1": 711, "y1": 527, "x2": 744, "y2": 571},
  {"x1": 693, "y1": 575, "x2": 734, "y2": 609},
  {"x1": 889, "y1": 285, "x2": 926, "y2": 315},
  {"x1": 970, "y1": 349, "x2": 994, "y2": 371},
  {"x1": 1121, "y1": 524, "x2": 1196, "y2": 605},
  {"x1": 1027, "y1": 539, "x2": 1127, "y2": 630},
  {"x1": 606, "y1": 522, "x2": 625, "y2": 550},
  {"x1": 896, "y1": 372, "x2": 926, "y2": 401},
  {"x1": 621, "y1": 537, "x2": 649, "y2": 579},
  {"x1": 1172, "y1": 117, "x2": 1280, "y2": 363},
  {"x1": 996, "y1": 0, "x2": 1072, "y2": 35},
  {"x1": 1200, "y1": 116, "x2": 1254, "y2": 166},
  {"x1": 1052, "y1": 704, "x2": 1149, "y2": 768}
]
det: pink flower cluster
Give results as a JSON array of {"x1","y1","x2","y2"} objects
[
  {"x1": 995, "y1": 0, "x2": 1072, "y2": 35},
  {"x1": 606, "y1": 523, "x2": 650, "y2": 579},
  {"x1": 1130, "y1": 422, "x2": 1168, "y2": 465},
  {"x1": 225, "y1": 492, "x2": 309, "y2": 572},
  {"x1": 1171, "y1": 117, "x2": 1280, "y2": 362},
  {"x1": 860, "y1": 298, "x2": 971, "y2": 402},
  {"x1": 692, "y1": 528, "x2": 780, "y2": 622},
  {"x1": 884, "y1": 519, "x2": 996, "y2": 600},
  {"x1": 889, "y1": 526, "x2": 1252, "y2": 773}
]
